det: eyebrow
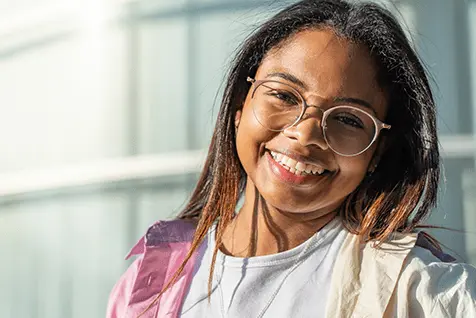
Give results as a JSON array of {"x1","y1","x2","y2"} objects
[
  {"x1": 266, "y1": 72, "x2": 308, "y2": 90},
  {"x1": 265, "y1": 71, "x2": 376, "y2": 113},
  {"x1": 333, "y1": 97, "x2": 376, "y2": 113}
]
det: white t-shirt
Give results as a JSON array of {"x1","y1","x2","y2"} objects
[{"x1": 181, "y1": 217, "x2": 346, "y2": 318}]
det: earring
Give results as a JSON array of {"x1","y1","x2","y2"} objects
[{"x1": 367, "y1": 163, "x2": 378, "y2": 176}]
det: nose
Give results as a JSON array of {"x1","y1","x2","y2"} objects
[{"x1": 282, "y1": 105, "x2": 329, "y2": 150}]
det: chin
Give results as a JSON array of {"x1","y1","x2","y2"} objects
[{"x1": 259, "y1": 192, "x2": 325, "y2": 215}]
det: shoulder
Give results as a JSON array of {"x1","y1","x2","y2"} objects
[
  {"x1": 403, "y1": 243, "x2": 476, "y2": 284},
  {"x1": 403, "y1": 245, "x2": 476, "y2": 288},
  {"x1": 396, "y1": 245, "x2": 476, "y2": 316},
  {"x1": 126, "y1": 218, "x2": 197, "y2": 259},
  {"x1": 106, "y1": 218, "x2": 198, "y2": 317}
]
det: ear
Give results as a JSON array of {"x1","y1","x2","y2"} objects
[
  {"x1": 369, "y1": 136, "x2": 387, "y2": 173},
  {"x1": 235, "y1": 110, "x2": 242, "y2": 129}
]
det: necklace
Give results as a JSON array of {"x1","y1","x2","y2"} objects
[{"x1": 212, "y1": 227, "x2": 322, "y2": 318}]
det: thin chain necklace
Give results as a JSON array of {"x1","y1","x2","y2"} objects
[{"x1": 212, "y1": 227, "x2": 322, "y2": 318}]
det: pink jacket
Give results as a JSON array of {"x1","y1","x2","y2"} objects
[
  {"x1": 107, "y1": 220, "x2": 198, "y2": 318},
  {"x1": 106, "y1": 219, "x2": 457, "y2": 318}
]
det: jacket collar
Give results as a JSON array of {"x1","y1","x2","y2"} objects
[
  {"x1": 325, "y1": 231, "x2": 418, "y2": 318},
  {"x1": 124, "y1": 219, "x2": 199, "y2": 317},
  {"x1": 126, "y1": 219, "x2": 197, "y2": 260}
]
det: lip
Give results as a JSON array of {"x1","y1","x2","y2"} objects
[
  {"x1": 267, "y1": 148, "x2": 333, "y2": 172},
  {"x1": 266, "y1": 151, "x2": 329, "y2": 185}
]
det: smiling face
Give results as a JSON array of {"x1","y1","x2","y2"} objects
[{"x1": 235, "y1": 29, "x2": 388, "y2": 215}]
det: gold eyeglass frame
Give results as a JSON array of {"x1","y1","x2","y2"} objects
[{"x1": 247, "y1": 77, "x2": 391, "y2": 157}]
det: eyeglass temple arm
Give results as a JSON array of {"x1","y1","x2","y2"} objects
[{"x1": 247, "y1": 77, "x2": 256, "y2": 83}]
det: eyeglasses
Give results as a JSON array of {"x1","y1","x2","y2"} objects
[{"x1": 247, "y1": 77, "x2": 391, "y2": 157}]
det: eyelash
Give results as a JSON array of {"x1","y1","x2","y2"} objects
[
  {"x1": 334, "y1": 114, "x2": 364, "y2": 128},
  {"x1": 269, "y1": 91, "x2": 299, "y2": 104}
]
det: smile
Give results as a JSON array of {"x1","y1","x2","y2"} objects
[{"x1": 269, "y1": 150, "x2": 328, "y2": 176}]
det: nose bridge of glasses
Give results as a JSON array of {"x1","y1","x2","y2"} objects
[
  {"x1": 301, "y1": 103, "x2": 325, "y2": 123},
  {"x1": 290, "y1": 103, "x2": 329, "y2": 150},
  {"x1": 293, "y1": 104, "x2": 327, "y2": 141}
]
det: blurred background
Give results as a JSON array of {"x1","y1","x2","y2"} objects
[{"x1": 0, "y1": 0, "x2": 475, "y2": 317}]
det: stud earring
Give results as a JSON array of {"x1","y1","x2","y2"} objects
[{"x1": 367, "y1": 163, "x2": 378, "y2": 176}]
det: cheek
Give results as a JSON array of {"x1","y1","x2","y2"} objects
[
  {"x1": 335, "y1": 151, "x2": 374, "y2": 185},
  {"x1": 237, "y1": 97, "x2": 276, "y2": 142},
  {"x1": 240, "y1": 97, "x2": 270, "y2": 137},
  {"x1": 235, "y1": 101, "x2": 274, "y2": 174}
]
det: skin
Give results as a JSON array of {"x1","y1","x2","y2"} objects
[{"x1": 221, "y1": 29, "x2": 388, "y2": 257}]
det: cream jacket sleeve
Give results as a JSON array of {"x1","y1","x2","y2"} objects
[{"x1": 392, "y1": 246, "x2": 476, "y2": 317}]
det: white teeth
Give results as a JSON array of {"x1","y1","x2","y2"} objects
[
  {"x1": 313, "y1": 166, "x2": 324, "y2": 174},
  {"x1": 295, "y1": 162, "x2": 306, "y2": 171},
  {"x1": 287, "y1": 158, "x2": 297, "y2": 168},
  {"x1": 269, "y1": 151, "x2": 327, "y2": 176}
]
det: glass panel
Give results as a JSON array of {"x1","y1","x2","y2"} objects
[
  {"x1": 1, "y1": 1, "x2": 476, "y2": 318},
  {"x1": 427, "y1": 157, "x2": 475, "y2": 261},
  {"x1": 137, "y1": 18, "x2": 189, "y2": 153},
  {"x1": 464, "y1": 0, "x2": 476, "y2": 266},
  {"x1": 0, "y1": 0, "x2": 65, "y2": 16},
  {"x1": 0, "y1": 192, "x2": 129, "y2": 318},
  {"x1": 0, "y1": 24, "x2": 129, "y2": 172},
  {"x1": 137, "y1": 0, "x2": 187, "y2": 13},
  {"x1": 413, "y1": 0, "x2": 476, "y2": 263},
  {"x1": 470, "y1": 1, "x2": 476, "y2": 139},
  {"x1": 0, "y1": 179, "x2": 192, "y2": 318},
  {"x1": 193, "y1": 9, "x2": 274, "y2": 148}
]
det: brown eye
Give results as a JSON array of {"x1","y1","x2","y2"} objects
[
  {"x1": 267, "y1": 90, "x2": 300, "y2": 105},
  {"x1": 332, "y1": 113, "x2": 364, "y2": 129}
]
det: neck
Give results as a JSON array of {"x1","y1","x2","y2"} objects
[{"x1": 220, "y1": 182, "x2": 337, "y2": 257}]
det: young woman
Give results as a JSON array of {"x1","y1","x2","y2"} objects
[{"x1": 107, "y1": 0, "x2": 476, "y2": 317}]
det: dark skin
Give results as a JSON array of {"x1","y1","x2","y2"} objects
[{"x1": 222, "y1": 29, "x2": 388, "y2": 257}]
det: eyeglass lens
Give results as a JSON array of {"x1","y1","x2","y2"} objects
[{"x1": 251, "y1": 80, "x2": 377, "y2": 156}]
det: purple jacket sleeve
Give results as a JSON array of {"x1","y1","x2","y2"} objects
[
  {"x1": 415, "y1": 232, "x2": 456, "y2": 262},
  {"x1": 106, "y1": 256, "x2": 143, "y2": 318}
]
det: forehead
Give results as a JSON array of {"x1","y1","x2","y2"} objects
[{"x1": 256, "y1": 29, "x2": 388, "y2": 117}]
